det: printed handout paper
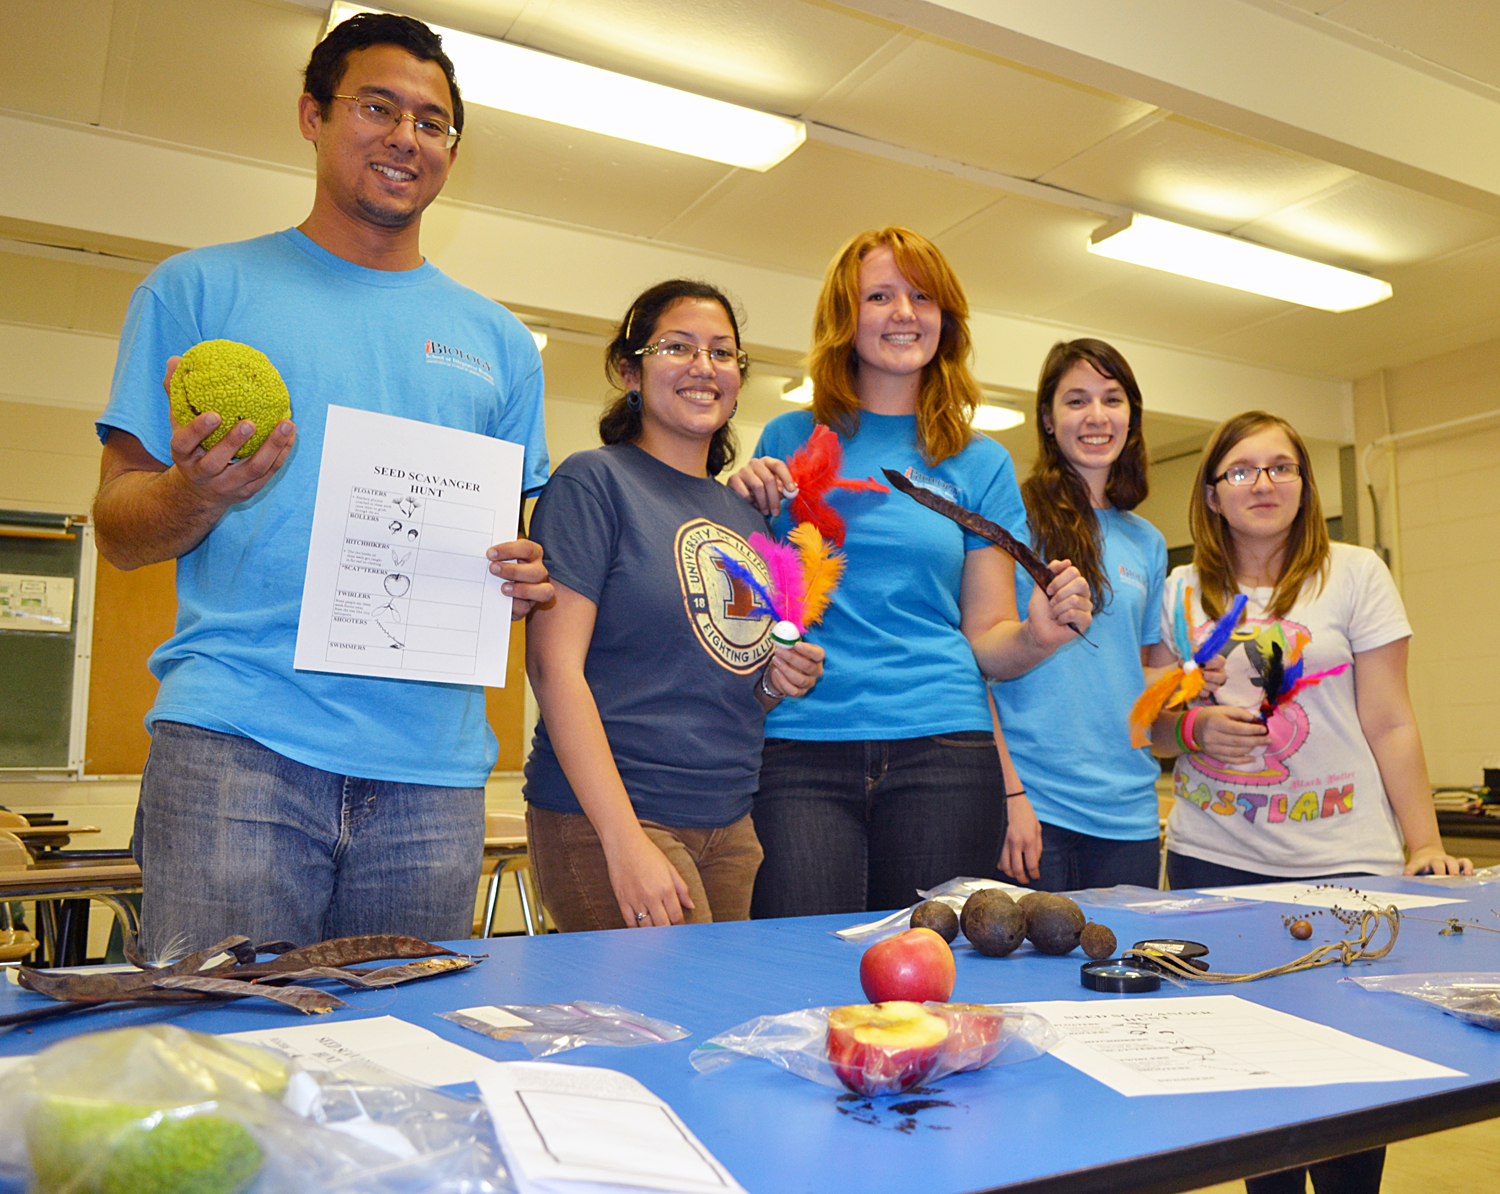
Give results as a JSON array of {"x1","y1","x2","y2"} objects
[
  {"x1": 1020, "y1": 994, "x2": 1462, "y2": 1097},
  {"x1": 295, "y1": 405, "x2": 523, "y2": 686},
  {"x1": 478, "y1": 1061, "x2": 747, "y2": 1194},
  {"x1": 225, "y1": 1014, "x2": 492, "y2": 1087},
  {"x1": 1203, "y1": 883, "x2": 1461, "y2": 911}
]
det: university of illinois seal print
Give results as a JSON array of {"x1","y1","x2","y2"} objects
[{"x1": 675, "y1": 518, "x2": 775, "y2": 674}]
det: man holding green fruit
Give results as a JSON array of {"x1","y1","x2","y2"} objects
[{"x1": 91, "y1": 13, "x2": 551, "y2": 954}]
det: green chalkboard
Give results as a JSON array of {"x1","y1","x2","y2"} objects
[{"x1": 0, "y1": 510, "x2": 85, "y2": 770}]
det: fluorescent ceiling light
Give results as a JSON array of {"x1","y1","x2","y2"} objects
[
  {"x1": 972, "y1": 405, "x2": 1025, "y2": 432},
  {"x1": 781, "y1": 378, "x2": 814, "y2": 405},
  {"x1": 1087, "y1": 214, "x2": 1392, "y2": 313},
  {"x1": 327, "y1": 4, "x2": 806, "y2": 171}
]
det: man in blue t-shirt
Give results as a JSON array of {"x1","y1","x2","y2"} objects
[{"x1": 92, "y1": 14, "x2": 552, "y2": 953}]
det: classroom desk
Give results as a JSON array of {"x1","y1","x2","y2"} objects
[
  {"x1": 0, "y1": 860, "x2": 141, "y2": 967},
  {"x1": 8, "y1": 825, "x2": 100, "y2": 855},
  {"x1": 4, "y1": 875, "x2": 1500, "y2": 1194}
]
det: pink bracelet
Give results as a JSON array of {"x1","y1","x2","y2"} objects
[{"x1": 1181, "y1": 706, "x2": 1202, "y2": 752}]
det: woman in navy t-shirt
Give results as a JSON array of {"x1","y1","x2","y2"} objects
[{"x1": 524, "y1": 280, "x2": 823, "y2": 932}]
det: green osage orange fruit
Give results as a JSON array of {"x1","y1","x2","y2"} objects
[
  {"x1": 168, "y1": 340, "x2": 291, "y2": 459},
  {"x1": 26, "y1": 1096, "x2": 263, "y2": 1194}
]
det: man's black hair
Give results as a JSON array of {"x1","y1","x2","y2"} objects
[{"x1": 304, "y1": 12, "x2": 464, "y2": 134}]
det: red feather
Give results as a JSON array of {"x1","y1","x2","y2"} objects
[{"x1": 785, "y1": 425, "x2": 889, "y2": 545}]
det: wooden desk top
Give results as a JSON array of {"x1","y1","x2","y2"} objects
[
  {"x1": 0, "y1": 863, "x2": 142, "y2": 899},
  {"x1": 9, "y1": 825, "x2": 100, "y2": 840}
]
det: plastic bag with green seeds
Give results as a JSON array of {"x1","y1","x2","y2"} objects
[{"x1": 0, "y1": 1024, "x2": 512, "y2": 1194}]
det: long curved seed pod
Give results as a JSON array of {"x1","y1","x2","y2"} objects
[{"x1": 882, "y1": 468, "x2": 1095, "y2": 646}]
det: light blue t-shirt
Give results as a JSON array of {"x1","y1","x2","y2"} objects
[
  {"x1": 992, "y1": 508, "x2": 1166, "y2": 839},
  {"x1": 97, "y1": 229, "x2": 550, "y2": 787},
  {"x1": 756, "y1": 410, "x2": 1025, "y2": 740}
]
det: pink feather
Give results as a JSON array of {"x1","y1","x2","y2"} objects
[
  {"x1": 750, "y1": 532, "x2": 807, "y2": 634},
  {"x1": 1284, "y1": 662, "x2": 1351, "y2": 702}
]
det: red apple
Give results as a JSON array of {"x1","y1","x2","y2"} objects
[
  {"x1": 827, "y1": 1002, "x2": 951, "y2": 1096},
  {"x1": 937, "y1": 1003, "x2": 1005, "y2": 1071},
  {"x1": 859, "y1": 927, "x2": 956, "y2": 1004}
]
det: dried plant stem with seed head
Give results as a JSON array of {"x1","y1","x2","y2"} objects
[{"x1": 1122, "y1": 906, "x2": 1400, "y2": 983}]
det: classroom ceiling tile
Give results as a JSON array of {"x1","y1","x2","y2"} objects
[
  {"x1": 1041, "y1": 114, "x2": 1355, "y2": 231},
  {"x1": 508, "y1": 0, "x2": 900, "y2": 115},
  {"x1": 1199, "y1": 237, "x2": 1500, "y2": 377},
  {"x1": 1313, "y1": 0, "x2": 1500, "y2": 91},
  {"x1": 935, "y1": 197, "x2": 1138, "y2": 317},
  {"x1": 0, "y1": 0, "x2": 112, "y2": 125},
  {"x1": 1240, "y1": 177, "x2": 1500, "y2": 271},
  {"x1": 656, "y1": 140, "x2": 1002, "y2": 276},
  {"x1": 443, "y1": 108, "x2": 735, "y2": 238},
  {"x1": 114, "y1": 0, "x2": 321, "y2": 171},
  {"x1": 1036, "y1": 263, "x2": 1292, "y2": 350},
  {"x1": 806, "y1": 34, "x2": 1156, "y2": 178}
]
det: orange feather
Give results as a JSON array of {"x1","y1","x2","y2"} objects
[
  {"x1": 1129, "y1": 665, "x2": 1185, "y2": 748},
  {"x1": 789, "y1": 522, "x2": 844, "y2": 629}
]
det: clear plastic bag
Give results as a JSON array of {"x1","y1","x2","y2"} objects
[
  {"x1": 439, "y1": 1002, "x2": 688, "y2": 1057},
  {"x1": 689, "y1": 1002, "x2": 1060, "y2": 1096},
  {"x1": 833, "y1": 877, "x2": 1027, "y2": 944},
  {"x1": 1059, "y1": 885, "x2": 1255, "y2": 914},
  {"x1": 0, "y1": 1024, "x2": 512, "y2": 1194},
  {"x1": 1408, "y1": 866, "x2": 1500, "y2": 887},
  {"x1": 1347, "y1": 972, "x2": 1500, "y2": 1030}
]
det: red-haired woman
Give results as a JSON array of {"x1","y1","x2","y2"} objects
[{"x1": 730, "y1": 227, "x2": 1090, "y2": 916}]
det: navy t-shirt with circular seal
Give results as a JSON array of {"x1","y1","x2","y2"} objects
[{"x1": 523, "y1": 443, "x2": 775, "y2": 828}]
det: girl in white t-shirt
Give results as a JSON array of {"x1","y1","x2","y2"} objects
[
  {"x1": 1149, "y1": 411, "x2": 1468, "y2": 1194},
  {"x1": 1150, "y1": 410, "x2": 1467, "y2": 882}
]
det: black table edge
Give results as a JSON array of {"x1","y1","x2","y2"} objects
[{"x1": 981, "y1": 1077, "x2": 1500, "y2": 1194}]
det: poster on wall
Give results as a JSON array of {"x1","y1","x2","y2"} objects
[{"x1": 0, "y1": 574, "x2": 73, "y2": 633}]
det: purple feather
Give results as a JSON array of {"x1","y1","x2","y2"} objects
[{"x1": 711, "y1": 549, "x2": 775, "y2": 619}]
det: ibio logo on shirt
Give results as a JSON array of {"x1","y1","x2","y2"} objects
[
  {"x1": 424, "y1": 339, "x2": 495, "y2": 386},
  {"x1": 675, "y1": 519, "x2": 774, "y2": 674}
]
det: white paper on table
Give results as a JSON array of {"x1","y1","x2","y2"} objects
[
  {"x1": 1203, "y1": 882, "x2": 1461, "y2": 911},
  {"x1": 294, "y1": 405, "x2": 524, "y2": 686},
  {"x1": 477, "y1": 1061, "x2": 746, "y2": 1194},
  {"x1": 224, "y1": 1015, "x2": 492, "y2": 1087},
  {"x1": 1019, "y1": 994, "x2": 1463, "y2": 1097},
  {"x1": 0, "y1": 1055, "x2": 28, "y2": 1079}
]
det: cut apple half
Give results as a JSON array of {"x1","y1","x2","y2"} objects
[
  {"x1": 827, "y1": 1001, "x2": 950, "y2": 1096},
  {"x1": 937, "y1": 1003, "x2": 1006, "y2": 1071}
]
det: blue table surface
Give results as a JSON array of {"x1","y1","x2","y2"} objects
[{"x1": 5, "y1": 876, "x2": 1500, "y2": 1194}]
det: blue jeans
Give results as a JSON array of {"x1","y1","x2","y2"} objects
[
  {"x1": 1165, "y1": 852, "x2": 1373, "y2": 890},
  {"x1": 1028, "y1": 823, "x2": 1160, "y2": 892},
  {"x1": 749, "y1": 733, "x2": 1006, "y2": 917},
  {"x1": 134, "y1": 721, "x2": 485, "y2": 954},
  {"x1": 1165, "y1": 852, "x2": 1385, "y2": 1194}
]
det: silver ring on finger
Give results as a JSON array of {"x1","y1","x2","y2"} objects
[{"x1": 635, "y1": 911, "x2": 646, "y2": 923}]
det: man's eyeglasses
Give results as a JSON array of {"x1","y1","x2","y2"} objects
[
  {"x1": 333, "y1": 95, "x2": 460, "y2": 149},
  {"x1": 635, "y1": 340, "x2": 748, "y2": 371},
  {"x1": 1212, "y1": 462, "x2": 1302, "y2": 486}
]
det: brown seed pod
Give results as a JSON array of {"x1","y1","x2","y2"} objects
[
  {"x1": 1080, "y1": 922, "x2": 1117, "y2": 960},
  {"x1": 910, "y1": 899, "x2": 960, "y2": 943},
  {"x1": 1289, "y1": 919, "x2": 1313, "y2": 940}
]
